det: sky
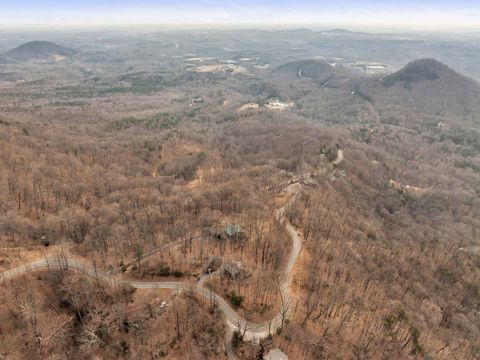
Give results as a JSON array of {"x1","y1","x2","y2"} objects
[{"x1": 1, "y1": 0, "x2": 480, "y2": 31}]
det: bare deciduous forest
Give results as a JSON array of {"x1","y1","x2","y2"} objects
[{"x1": 0, "y1": 29, "x2": 480, "y2": 359}]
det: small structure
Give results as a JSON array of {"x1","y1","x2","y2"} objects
[
  {"x1": 389, "y1": 179, "x2": 424, "y2": 195},
  {"x1": 263, "y1": 348, "x2": 288, "y2": 360},
  {"x1": 40, "y1": 236, "x2": 50, "y2": 247},
  {"x1": 332, "y1": 148, "x2": 344, "y2": 167},
  {"x1": 265, "y1": 99, "x2": 294, "y2": 111},
  {"x1": 226, "y1": 224, "x2": 242, "y2": 238},
  {"x1": 205, "y1": 224, "x2": 245, "y2": 242},
  {"x1": 223, "y1": 260, "x2": 249, "y2": 281},
  {"x1": 238, "y1": 102, "x2": 260, "y2": 112},
  {"x1": 225, "y1": 224, "x2": 246, "y2": 242},
  {"x1": 204, "y1": 257, "x2": 222, "y2": 275}
]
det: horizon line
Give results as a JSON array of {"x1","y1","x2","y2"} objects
[{"x1": 1, "y1": 22, "x2": 480, "y2": 34}]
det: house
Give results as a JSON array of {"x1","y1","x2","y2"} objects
[
  {"x1": 263, "y1": 348, "x2": 288, "y2": 360},
  {"x1": 205, "y1": 224, "x2": 245, "y2": 243},
  {"x1": 225, "y1": 224, "x2": 242, "y2": 238},
  {"x1": 389, "y1": 179, "x2": 424, "y2": 195},
  {"x1": 238, "y1": 102, "x2": 260, "y2": 112},
  {"x1": 223, "y1": 260, "x2": 249, "y2": 280},
  {"x1": 225, "y1": 224, "x2": 246, "y2": 242}
]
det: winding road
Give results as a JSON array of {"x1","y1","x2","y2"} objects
[{"x1": 0, "y1": 183, "x2": 303, "y2": 359}]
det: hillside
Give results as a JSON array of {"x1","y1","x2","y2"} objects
[
  {"x1": 349, "y1": 59, "x2": 480, "y2": 125},
  {"x1": 267, "y1": 59, "x2": 378, "y2": 124},
  {"x1": 271, "y1": 59, "x2": 352, "y2": 87},
  {"x1": 2, "y1": 40, "x2": 77, "y2": 61},
  {"x1": 383, "y1": 58, "x2": 477, "y2": 87},
  {"x1": 0, "y1": 30, "x2": 480, "y2": 360},
  {"x1": 0, "y1": 56, "x2": 14, "y2": 64}
]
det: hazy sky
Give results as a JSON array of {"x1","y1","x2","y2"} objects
[{"x1": 2, "y1": 0, "x2": 480, "y2": 30}]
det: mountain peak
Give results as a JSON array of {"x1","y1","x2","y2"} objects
[
  {"x1": 383, "y1": 58, "x2": 458, "y2": 86},
  {"x1": 322, "y1": 28, "x2": 354, "y2": 34},
  {"x1": 3, "y1": 40, "x2": 77, "y2": 61}
]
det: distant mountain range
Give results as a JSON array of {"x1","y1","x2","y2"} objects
[
  {"x1": 0, "y1": 41, "x2": 77, "y2": 62},
  {"x1": 321, "y1": 28, "x2": 358, "y2": 35}
]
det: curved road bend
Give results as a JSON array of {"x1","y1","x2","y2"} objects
[{"x1": 0, "y1": 183, "x2": 303, "y2": 359}]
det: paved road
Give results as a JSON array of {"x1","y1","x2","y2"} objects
[{"x1": 0, "y1": 184, "x2": 303, "y2": 359}]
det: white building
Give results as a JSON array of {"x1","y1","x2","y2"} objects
[{"x1": 263, "y1": 348, "x2": 288, "y2": 360}]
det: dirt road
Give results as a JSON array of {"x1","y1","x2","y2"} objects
[{"x1": 0, "y1": 183, "x2": 303, "y2": 359}]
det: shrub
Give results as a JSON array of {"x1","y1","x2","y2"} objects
[
  {"x1": 158, "y1": 266, "x2": 170, "y2": 276},
  {"x1": 229, "y1": 291, "x2": 244, "y2": 307},
  {"x1": 173, "y1": 270, "x2": 184, "y2": 277}
]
